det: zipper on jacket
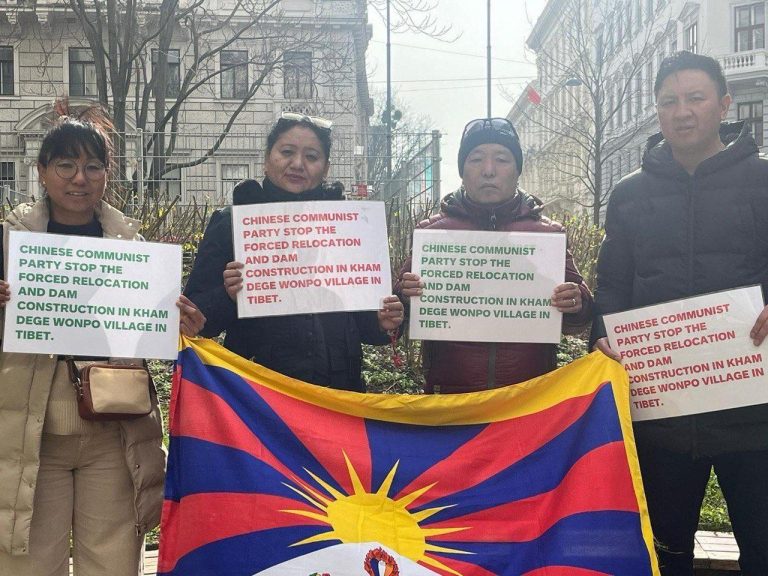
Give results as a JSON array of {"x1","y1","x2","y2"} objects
[
  {"x1": 686, "y1": 178, "x2": 695, "y2": 295},
  {"x1": 487, "y1": 343, "x2": 497, "y2": 389},
  {"x1": 486, "y1": 211, "x2": 497, "y2": 387},
  {"x1": 686, "y1": 177, "x2": 699, "y2": 457}
]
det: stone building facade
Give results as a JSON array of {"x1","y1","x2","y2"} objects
[{"x1": 0, "y1": 0, "x2": 373, "y2": 206}]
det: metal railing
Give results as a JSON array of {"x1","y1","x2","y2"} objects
[{"x1": 0, "y1": 127, "x2": 441, "y2": 221}]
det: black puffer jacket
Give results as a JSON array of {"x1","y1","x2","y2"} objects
[
  {"x1": 592, "y1": 122, "x2": 768, "y2": 456},
  {"x1": 184, "y1": 179, "x2": 389, "y2": 392}
]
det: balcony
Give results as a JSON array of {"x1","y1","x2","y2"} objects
[{"x1": 719, "y1": 50, "x2": 768, "y2": 80}]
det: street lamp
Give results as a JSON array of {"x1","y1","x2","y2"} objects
[
  {"x1": 487, "y1": 0, "x2": 492, "y2": 117},
  {"x1": 386, "y1": 0, "x2": 392, "y2": 184}
]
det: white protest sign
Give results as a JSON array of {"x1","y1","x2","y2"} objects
[
  {"x1": 232, "y1": 201, "x2": 392, "y2": 317},
  {"x1": 408, "y1": 229, "x2": 566, "y2": 343},
  {"x1": 603, "y1": 286, "x2": 768, "y2": 421},
  {"x1": 3, "y1": 231, "x2": 182, "y2": 360}
]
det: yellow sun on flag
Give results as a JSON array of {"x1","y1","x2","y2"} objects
[{"x1": 281, "y1": 452, "x2": 471, "y2": 575}]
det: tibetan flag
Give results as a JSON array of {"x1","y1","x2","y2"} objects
[{"x1": 158, "y1": 337, "x2": 659, "y2": 576}]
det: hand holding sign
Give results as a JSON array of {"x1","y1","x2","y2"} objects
[
  {"x1": 593, "y1": 337, "x2": 622, "y2": 362},
  {"x1": 377, "y1": 296, "x2": 405, "y2": 332},
  {"x1": 177, "y1": 295, "x2": 206, "y2": 337},
  {"x1": 398, "y1": 272, "x2": 424, "y2": 298},
  {"x1": 0, "y1": 280, "x2": 9, "y2": 308},
  {"x1": 750, "y1": 304, "x2": 768, "y2": 346},
  {"x1": 552, "y1": 282, "x2": 583, "y2": 313},
  {"x1": 224, "y1": 261, "x2": 245, "y2": 302}
]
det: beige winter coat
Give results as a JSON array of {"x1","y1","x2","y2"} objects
[{"x1": 0, "y1": 199, "x2": 166, "y2": 556}]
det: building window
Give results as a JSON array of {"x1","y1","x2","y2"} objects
[
  {"x1": 735, "y1": 3, "x2": 765, "y2": 52},
  {"x1": 69, "y1": 47, "x2": 97, "y2": 97},
  {"x1": 151, "y1": 48, "x2": 181, "y2": 99},
  {"x1": 220, "y1": 164, "x2": 249, "y2": 204},
  {"x1": 0, "y1": 46, "x2": 13, "y2": 95},
  {"x1": 645, "y1": 0, "x2": 653, "y2": 22},
  {"x1": 284, "y1": 51, "x2": 313, "y2": 99},
  {"x1": 0, "y1": 162, "x2": 16, "y2": 203},
  {"x1": 617, "y1": 9, "x2": 623, "y2": 42},
  {"x1": 220, "y1": 50, "x2": 248, "y2": 99},
  {"x1": 161, "y1": 167, "x2": 182, "y2": 200},
  {"x1": 738, "y1": 101, "x2": 764, "y2": 146},
  {"x1": 0, "y1": 162, "x2": 15, "y2": 187},
  {"x1": 685, "y1": 22, "x2": 698, "y2": 53}
]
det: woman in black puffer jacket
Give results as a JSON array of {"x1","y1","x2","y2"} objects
[{"x1": 184, "y1": 115, "x2": 403, "y2": 391}]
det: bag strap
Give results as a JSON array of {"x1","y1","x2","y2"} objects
[{"x1": 64, "y1": 357, "x2": 84, "y2": 400}]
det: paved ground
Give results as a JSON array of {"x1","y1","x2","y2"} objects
[
  {"x1": 693, "y1": 531, "x2": 741, "y2": 573},
  {"x1": 69, "y1": 531, "x2": 740, "y2": 575}
]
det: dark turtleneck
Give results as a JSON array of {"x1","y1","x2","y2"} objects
[{"x1": 232, "y1": 177, "x2": 344, "y2": 205}]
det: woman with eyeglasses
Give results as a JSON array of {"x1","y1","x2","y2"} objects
[
  {"x1": 184, "y1": 113, "x2": 404, "y2": 391},
  {"x1": 396, "y1": 117, "x2": 593, "y2": 394},
  {"x1": 0, "y1": 103, "x2": 205, "y2": 575}
]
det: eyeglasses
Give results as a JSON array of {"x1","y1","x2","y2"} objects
[
  {"x1": 461, "y1": 117, "x2": 520, "y2": 141},
  {"x1": 280, "y1": 111, "x2": 333, "y2": 131},
  {"x1": 53, "y1": 160, "x2": 106, "y2": 181}
]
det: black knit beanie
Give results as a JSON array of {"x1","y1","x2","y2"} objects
[{"x1": 457, "y1": 119, "x2": 523, "y2": 177}]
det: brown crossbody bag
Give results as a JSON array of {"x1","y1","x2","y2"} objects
[{"x1": 66, "y1": 359, "x2": 153, "y2": 421}]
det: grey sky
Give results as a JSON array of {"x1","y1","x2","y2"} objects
[{"x1": 366, "y1": 0, "x2": 549, "y2": 193}]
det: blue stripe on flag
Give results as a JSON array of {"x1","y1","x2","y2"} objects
[{"x1": 417, "y1": 385, "x2": 623, "y2": 521}]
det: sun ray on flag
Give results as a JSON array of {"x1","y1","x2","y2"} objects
[
  {"x1": 281, "y1": 451, "x2": 471, "y2": 567},
  {"x1": 281, "y1": 482, "x2": 331, "y2": 510}
]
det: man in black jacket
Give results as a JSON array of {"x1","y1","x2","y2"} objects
[{"x1": 592, "y1": 51, "x2": 768, "y2": 575}]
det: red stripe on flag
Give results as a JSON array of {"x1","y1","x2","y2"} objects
[
  {"x1": 423, "y1": 442, "x2": 638, "y2": 542},
  {"x1": 174, "y1": 378, "x2": 299, "y2": 483},
  {"x1": 158, "y1": 493, "x2": 326, "y2": 573},
  {"x1": 396, "y1": 387, "x2": 603, "y2": 506},
  {"x1": 421, "y1": 554, "x2": 498, "y2": 576},
  {"x1": 247, "y1": 378, "x2": 373, "y2": 494}
]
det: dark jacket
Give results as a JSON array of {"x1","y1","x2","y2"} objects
[
  {"x1": 592, "y1": 122, "x2": 768, "y2": 456},
  {"x1": 396, "y1": 188, "x2": 593, "y2": 394},
  {"x1": 184, "y1": 179, "x2": 389, "y2": 392}
]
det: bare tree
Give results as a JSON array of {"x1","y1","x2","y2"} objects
[
  {"x1": 365, "y1": 93, "x2": 439, "y2": 280},
  {"x1": 367, "y1": 0, "x2": 454, "y2": 39},
  {"x1": 33, "y1": 0, "x2": 362, "y2": 198},
  {"x1": 508, "y1": 0, "x2": 671, "y2": 224}
]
